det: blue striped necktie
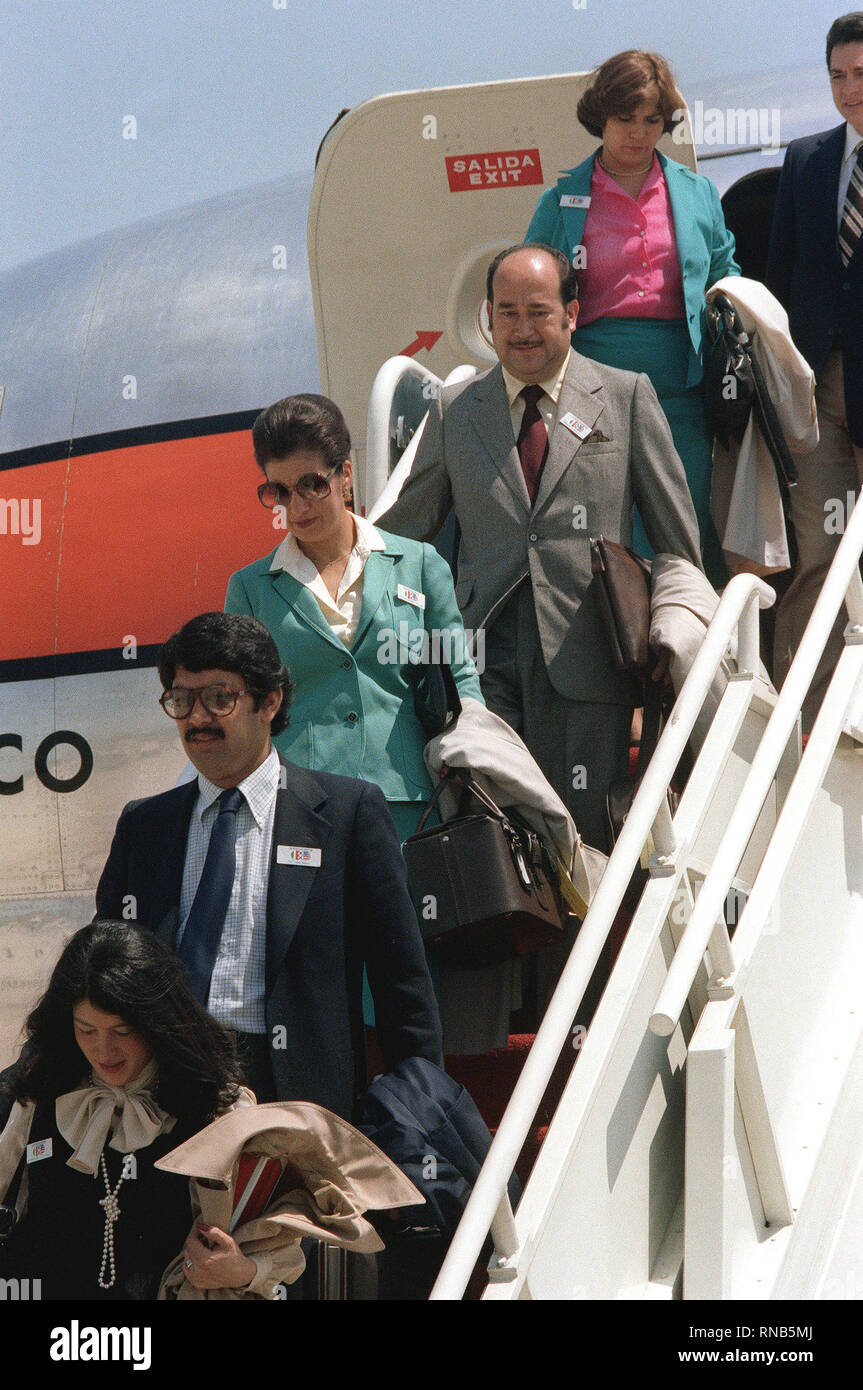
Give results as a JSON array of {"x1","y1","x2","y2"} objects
[
  {"x1": 839, "y1": 145, "x2": 863, "y2": 267},
  {"x1": 178, "y1": 786, "x2": 244, "y2": 1004}
]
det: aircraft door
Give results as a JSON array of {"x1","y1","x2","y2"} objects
[
  {"x1": 308, "y1": 73, "x2": 697, "y2": 510},
  {"x1": 720, "y1": 168, "x2": 783, "y2": 281}
]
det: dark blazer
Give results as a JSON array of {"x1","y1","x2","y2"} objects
[
  {"x1": 95, "y1": 760, "x2": 443, "y2": 1119},
  {"x1": 354, "y1": 1055, "x2": 516, "y2": 1236},
  {"x1": 766, "y1": 123, "x2": 863, "y2": 446}
]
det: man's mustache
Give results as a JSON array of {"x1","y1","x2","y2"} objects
[{"x1": 185, "y1": 727, "x2": 225, "y2": 743}]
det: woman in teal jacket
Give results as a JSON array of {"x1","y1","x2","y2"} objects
[
  {"x1": 224, "y1": 393, "x2": 483, "y2": 846},
  {"x1": 527, "y1": 50, "x2": 739, "y2": 583}
]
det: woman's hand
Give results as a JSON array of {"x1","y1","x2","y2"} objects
[{"x1": 183, "y1": 1222, "x2": 257, "y2": 1290}]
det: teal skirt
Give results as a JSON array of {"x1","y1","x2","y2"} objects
[{"x1": 573, "y1": 317, "x2": 725, "y2": 586}]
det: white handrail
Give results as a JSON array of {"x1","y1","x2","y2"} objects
[
  {"x1": 430, "y1": 572, "x2": 775, "y2": 1299},
  {"x1": 365, "y1": 355, "x2": 441, "y2": 510},
  {"x1": 367, "y1": 417, "x2": 428, "y2": 523},
  {"x1": 650, "y1": 491, "x2": 863, "y2": 1038}
]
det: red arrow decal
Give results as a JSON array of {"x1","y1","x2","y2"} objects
[{"x1": 399, "y1": 331, "x2": 442, "y2": 357}]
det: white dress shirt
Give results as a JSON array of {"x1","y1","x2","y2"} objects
[
  {"x1": 500, "y1": 348, "x2": 571, "y2": 442},
  {"x1": 268, "y1": 513, "x2": 386, "y2": 647},
  {"x1": 177, "y1": 747, "x2": 281, "y2": 1032}
]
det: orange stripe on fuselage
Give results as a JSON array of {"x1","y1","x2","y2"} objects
[{"x1": 0, "y1": 431, "x2": 277, "y2": 661}]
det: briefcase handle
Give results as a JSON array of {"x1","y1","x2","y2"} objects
[
  {"x1": 412, "y1": 770, "x2": 558, "y2": 910},
  {"x1": 414, "y1": 768, "x2": 515, "y2": 835}
]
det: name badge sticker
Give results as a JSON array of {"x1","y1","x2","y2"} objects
[
  {"x1": 397, "y1": 584, "x2": 426, "y2": 610},
  {"x1": 559, "y1": 194, "x2": 590, "y2": 208},
  {"x1": 27, "y1": 1138, "x2": 52, "y2": 1163},
  {"x1": 277, "y1": 845, "x2": 322, "y2": 867},
  {"x1": 560, "y1": 412, "x2": 592, "y2": 440}
]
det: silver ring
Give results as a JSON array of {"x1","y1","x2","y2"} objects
[{"x1": 184, "y1": 1258, "x2": 193, "y2": 1270}]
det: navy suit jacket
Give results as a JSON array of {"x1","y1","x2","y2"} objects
[
  {"x1": 766, "y1": 123, "x2": 863, "y2": 445},
  {"x1": 95, "y1": 760, "x2": 443, "y2": 1119}
]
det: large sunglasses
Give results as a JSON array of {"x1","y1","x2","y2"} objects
[
  {"x1": 257, "y1": 465, "x2": 339, "y2": 509},
  {"x1": 159, "y1": 684, "x2": 259, "y2": 719}
]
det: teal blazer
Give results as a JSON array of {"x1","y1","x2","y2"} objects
[
  {"x1": 526, "y1": 151, "x2": 739, "y2": 388},
  {"x1": 225, "y1": 529, "x2": 484, "y2": 803}
]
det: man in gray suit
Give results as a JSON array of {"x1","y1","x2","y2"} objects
[{"x1": 380, "y1": 244, "x2": 702, "y2": 850}]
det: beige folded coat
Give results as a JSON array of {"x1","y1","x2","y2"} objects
[{"x1": 155, "y1": 1101, "x2": 423, "y2": 1300}]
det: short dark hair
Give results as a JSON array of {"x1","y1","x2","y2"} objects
[
  {"x1": 8, "y1": 922, "x2": 242, "y2": 1127},
  {"x1": 157, "y1": 612, "x2": 294, "y2": 736},
  {"x1": 826, "y1": 12, "x2": 863, "y2": 64},
  {"x1": 576, "y1": 49, "x2": 684, "y2": 139},
  {"x1": 252, "y1": 393, "x2": 351, "y2": 472},
  {"x1": 486, "y1": 243, "x2": 580, "y2": 306}
]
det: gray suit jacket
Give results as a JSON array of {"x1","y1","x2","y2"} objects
[{"x1": 380, "y1": 352, "x2": 703, "y2": 704}]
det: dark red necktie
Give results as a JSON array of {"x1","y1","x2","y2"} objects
[{"x1": 516, "y1": 384, "x2": 548, "y2": 505}]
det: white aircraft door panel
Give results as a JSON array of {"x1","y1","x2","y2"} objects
[{"x1": 309, "y1": 74, "x2": 696, "y2": 508}]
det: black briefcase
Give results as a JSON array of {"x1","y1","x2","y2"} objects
[{"x1": 403, "y1": 772, "x2": 564, "y2": 968}]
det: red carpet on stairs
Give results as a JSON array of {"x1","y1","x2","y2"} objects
[
  {"x1": 446, "y1": 1030, "x2": 575, "y2": 1187},
  {"x1": 365, "y1": 841, "x2": 638, "y2": 1294}
]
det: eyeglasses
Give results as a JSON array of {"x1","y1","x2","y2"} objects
[
  {"x1": 257, "y1": 466, "x2": 339, "y2": 509},
  {"x1": 159, "y1": 684, "x2": 258, "y2": 719}
]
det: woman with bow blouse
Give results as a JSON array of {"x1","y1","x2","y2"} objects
[{"x1": 0, "y1": 922, "x2": 265, "y2": 1299}]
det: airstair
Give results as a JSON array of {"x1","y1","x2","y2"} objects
[{"x1": 368, "y1": 358, "x2": 863, "y2": 1302}]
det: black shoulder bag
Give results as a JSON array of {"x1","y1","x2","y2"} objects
[
  {"x1": 403, "y1": 771, "x2": 564, "y2": 968},
  {"x1": 704, "y1": 291, "x2": 797, "y2": 490}
]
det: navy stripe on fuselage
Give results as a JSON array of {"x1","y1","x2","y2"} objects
[
  {"x1": 0, "y1": 646, "x2": 162, "y2": 682},
  {"x1": 0, "y1": 409, "x2": 262, "y2": 472}
]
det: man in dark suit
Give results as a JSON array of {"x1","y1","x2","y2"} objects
[
  {"x1": 766, "y1": 12, "x2": 863, "y2": 724},
  {"x1": 380, "y1": 243, "x2": 702, "y2": 850},
  {"x1": 95, "y1": 611, "x2": 442, "y2": 1116}
]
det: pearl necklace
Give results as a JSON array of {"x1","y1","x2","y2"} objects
[
  {"x1": 598, "y1": 152, "x2": 654, "y2": 177},
  {"x1": 97, "y1": 1150, "x2": 129, "y2": 1290}
]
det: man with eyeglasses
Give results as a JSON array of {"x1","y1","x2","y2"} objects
[{"x1": 95, "y1": 610, "x2": 442, "y2": 1116}]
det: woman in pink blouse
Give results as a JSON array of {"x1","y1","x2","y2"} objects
[{"x1": 527, "y1": 50, "x2": 739, "y2": 584}]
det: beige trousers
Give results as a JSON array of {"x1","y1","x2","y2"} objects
[{"x1": 773, "y1": 351, "x2": 863, "y2": 727}]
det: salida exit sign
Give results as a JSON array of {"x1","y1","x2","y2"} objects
[{"x1": 445, "y1": 148, "x2": 543, "y2": 192}]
